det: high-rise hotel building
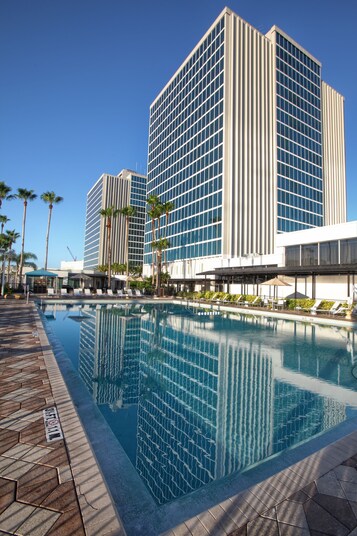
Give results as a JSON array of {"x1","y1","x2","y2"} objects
[
  {"x1": 144, "y1": 7, "x2": 346, "y2": 280},
  {"x1": 84, "y1": 169, "x2": 147, "y2": 271}
]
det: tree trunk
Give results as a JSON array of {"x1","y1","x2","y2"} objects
[
  {"x1": 125, "y1": 216, "x2": 129, "y2": 289},
  {"x1": 19, "y1": 202, "x2": 27, "y2": 286},
  {"x1": 107, "y1": 219, "x2": 112, "y2": 288},
  {"x1": 44, "y1": 205, "x2": 52, "y2": 270}
]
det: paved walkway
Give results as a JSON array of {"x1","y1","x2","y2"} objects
[
  {"x1": 1, "y1": 299, "x2": 357, "y2": 535},
  {"x1": 0, "y1": 299, "x2": 123, "y2": 536}
]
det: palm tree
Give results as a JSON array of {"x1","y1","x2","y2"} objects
[
  {"x1": 12, "y1": 252, "x2": 38, "y2": 287},
  {"x1": 41, "y1": 191, "x2": 64, "y2": 269},
  {"x1": 14, "y1": 188, "x2": 37, "y2": 285},
  {"x1": 0, "y1": 181, "x2": 13, "y2": 210},
  {"x1": 0, "y1": 215, "x2": 10, "y2": 234},
  {"x1": 152, "y1": 237, "x2": 170, "y2": 294},
  {"x1": 119, "y1": 205, "x2": 136, "y2": 289},
  {"x1": 162, "y1": 200, "x2": 174, "y2": 268},
  {"x1": 99, "y1": 206, "x2": 120, "y2": 289},
  {"x1": 5, "y1": 229, "x2": 20, "y2": 283},
  {"x1": 147, "y1": 195, "x2": 161, "y2": 283}
]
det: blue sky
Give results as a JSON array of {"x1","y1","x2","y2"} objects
[{"x1": 1, "y1": 0, "x2": 356, "y2": 268}]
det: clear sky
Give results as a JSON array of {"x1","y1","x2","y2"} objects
[{"x1": 1, "y1": 0, "x2": 356, "y2": 268}]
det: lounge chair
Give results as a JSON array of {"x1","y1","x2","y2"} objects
[
  {"x1": 215, "y1": 293, "x2": 230, "y2": 303},
  {"x1": 107, "y1": 289, "x2": 114, "y2": 296},
  {"x1": 326, "y1": 301, "x2": 341, "y2": 315},
  {"x1": 73, "y1": 288, "x2": 82, "y2": 297},
  {"x1": 117, "y1": 290, "x2": 124, "y2": 298},
  {"x1": 96, "y1": 289, "x2": 103, "y2": 296},
  {"x1": 47, "y1": 288, "x2": 55, "y2": 297},
  {"x1": 84, "y1": 288, "x2": 92, "y2": 297},
  {"x1": 126, "y1": 289, "x2": 133, "y2": 297},
  {"x1": 60, "y1": 288, "x2": 68, "y2": 296},
  {"x1": 245, "y1": 296, "x2": 261, "y2": 307},
  {"x1": 303, "y1": 299, "x2": 322, "y2": 314},
  {"x1": 332, "y1": 299, "x2": 353, "y2": 316},
  {"x1": 134, "y1": 289, "x2": 144, "y2": 297}
]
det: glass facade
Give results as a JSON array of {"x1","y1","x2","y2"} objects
[
  {"x1": 84, "y1": 178, "x2": 103, "y2": 270},
  {"x1": 286, "y1": 238, "x2": 357, "y2": 266},
  {"x1": 128, "y1": 174, "x2": 147, "y2": 266},
  {"x1": 276, "y1": 32, "x2": 323, "y2": 233},
  {"x1": 145, "y1": 17, "x2": 225, "y2": 265}
]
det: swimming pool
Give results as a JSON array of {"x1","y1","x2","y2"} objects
[{"x1": 40, "y1": 302, "x2": 357, "y2": 502}]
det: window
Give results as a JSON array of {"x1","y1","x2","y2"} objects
[
  {"x1": 301, "y1": 243, "x2": 318, "y2": 266},
  {"x1": 319, "y1": 241, "x2": 338, "y2": 265},
  {"x1": 340, "y1": 238, "x2": 357, "y2": 264},
  {"x1": 285, "y1": 245, "x2": 300, "y2": 266}
]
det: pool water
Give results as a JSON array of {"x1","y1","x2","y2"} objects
[{"x1": 40, "y1": 302, "x2": 357, "y2": 506}]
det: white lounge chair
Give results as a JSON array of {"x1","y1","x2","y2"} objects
[
  {"x1": 73, "y1": 288, "x2": 82, "y2": 297},
  {"x1": 303, "y1": 299, "x2": 321, "y2": 313},
  {"x1": 96, "y1": 289, "x2": 103, "y2": 296},
  {"x1": 60, "y1": 288, "x2": 68, "y2": 296},
  {"x1": 134, "y1": 289, "x2": 144, "y2": 297},
  {"x1": 84, "y1": 288, "x2": 92, "y2": 296},
  {"x1": 47, "y1": 288, "x2": 55, "y2": 297},
  {"x1": 107, "y1": 289, "x2": 114, "y2": 296},
  {"x1": 327, "y1": 301, "x2": 341, "y2": 314},
  {"x1": 126, "y1": 289, "x2": 133, "y2": 297},
  {"x1": 117, "y1": 290, "x2": 124, "y2": 298}
]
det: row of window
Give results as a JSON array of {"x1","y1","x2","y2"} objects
[
  {"x1": 148, "y1": 161, "x2": 223, "y2": 202},
  {"x1": 277, "y1": 135, "x2": 322, "y2": 166},
  {"x1": 277, "y1": 218, "x2": 316, "y2": 233},
  {"x1": 149, "y1": 130, "x2": 223, "y2": 178},
  {"x1": 276, "y1": 59, "x2": 320, "y2": 97},
  {"x1": 276, "y1": 45, "x2": 320, "y2": 87},
  {"x1": 145, "y1": 207, "x2": 222, "y2": 244},
  {"x1": 278, "y1": 204, "x2": 323, "y2": 226},
  {"x1": 149, "y1": 100, "x2": 223, "y2": 164},
  {"x1": 276, "y1": 33, "x2": 320, "y2": 76},
  {"x1": 277, "y1": 83, "x2": 321, "y2": 120},
  {"x1": 150, "y1": 56, "x2": 224, "y2": 136},
  {"x1": 277, "y1": 97, "x2": 321, "y2": 131},
  {"x1": 285, "y1": 239, "x2": 357, "y2": 266},
  {"x1": 277, "y1": 71, "x2": 320, "y2": 109},
  {"x1": 277, "y1": 123, "x2": 321, "y2": 155},
  {"x1": 278, "y1": 176, "x2": 322, "y2": 201},
  {"x1": 148, "y1": 144, "x2": 223, "y2": 192},
  {"x1": 278, "y1": 190, "x2": 323, "y2": 215},
  {"x1": 152, "y1": 17, "x2": 224, "y2": 116},
  {"x1": 149, "y1": 112, "x2": 222, "y2": 169},
  {"x1": 150, "y1": 84, "x2": 224, "y2": 158},
  {"x1": 144, "y1": 238, "x2": 222, "y2": 263},
  {"x1": 277, "y1": 110, "x2": 321, "y2": 142},
  {"x1": 278, "y1": 149, "x2": 322, "y2": 178}
]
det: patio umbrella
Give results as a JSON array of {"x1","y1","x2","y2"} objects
[
  {"x1": 261, "y1": 277, "x2": 291, "y2": 299},
  {"x1": 71, "y1": 273, "x2": 92, "y2": 289}
]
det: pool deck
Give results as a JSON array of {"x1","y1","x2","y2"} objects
[{"x1": 1, "y1": 298, "x2": 357, "y2": 535}]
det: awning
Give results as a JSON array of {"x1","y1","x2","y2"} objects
[{"x1": 26, "y1": 269, "x2": 58, "y2": 278}]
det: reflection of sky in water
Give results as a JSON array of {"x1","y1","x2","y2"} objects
[{"x1": 41, "y1": 302, "x2": 357, "y2": 505}]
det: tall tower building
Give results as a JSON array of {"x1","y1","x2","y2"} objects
[
  {"x1": 144, "y1": 7, "x2": 346, "y2": 279},
  {"x1": 84, "y1": 169, "x2": 147, "y2": 271}
]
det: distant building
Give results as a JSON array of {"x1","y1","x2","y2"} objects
[
  {"x1": 144, "y1": 7, "x2": 346, "y2": 285},
  {"x1": 84, "y1": 170, "x2": 147, "y2": 271}
]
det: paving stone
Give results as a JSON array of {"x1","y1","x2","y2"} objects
[
  {"x1": 20, "y1": 420, "x2": 48, "y2": 446},
  {"x1": 46, "y1": 509, "x2": 85, "y2": 536},
  {"x1": 339, "y1": 480, "x2": 357, "y2": 502},
  {"x1": 315, "y1": 470, "x2": 346, "y2": 499},
  {"x1": 17, "y1": 506, "x2": 60, "y2": 536},
  {"x1": 182, "y1": 517, "x2": 209, "y2": 536},
  {"x1": 246, "y1": 516, "x2": 279, "y2": 535},
  {"x1": 41, "y1": 481, "x2": 78, "y2": 512},
  {"x1": 276, "y1": 500, "x2": 309, "y2": 530},
  {"x1": 228, "y1": 526, "x2": 247, "y2": 536},
  {"x1": 313, "y1": 492, "x2": 357, "y2": 530},
  {"x1": 278, "y1": 523, "x2": 310, "y2": 535},
  {"x1": 334, "y1": 465, "x2": 357, "y2": 484},
  {"x1": 304, "y1": 498, "x2": 350, "y2": 536},
  {"x1": 0, "y1": 400, "x2": 21, "y2": 418},
  {"x1": 0, "y1": 429, "x2": 19, "y2": 455},
  {"x1": 39, "y1": 445, "x2": 68, "y2": 468},
  {"x1": 17, "y1": 464, "x2": 59, "y2": 505},
  {"x1": 0, "y1": 501, "x2": 36, "y2": 532},
  {"x1": 208, "y1": 504, "x2": 239, "y2": 533},
  {"x1": 260, "y1": 508, "x2": 277, "y2": 521},
  {"x1": 0, "y1": 478, "x2": 16, "y2": 515},
  {"x1": 0, "y1": 458, "x2": 35, "y2": 480}
]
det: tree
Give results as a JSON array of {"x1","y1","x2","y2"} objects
[
  {"x1": 119, "y1": 205, "x2": 136, "y2": 289},
  {"x1": 5, "y1": 230, "x2": 20, "y2": 284},
  {"x1": 99, "y1": 206, "x2": 120, "y2": 289},
  {"x1": 152, "y1": 237, "x2": 170, "y2": 294},
  {"x1": 161, "y1": 200, "x2": 174, "y2": 268},
  {"x1": 0, "y1": 181, "x2": 13, "y2": 210},
  {"x1": 41, "y1": 191, "x2": 63, "y2": 270},
  {"x1": 0, "y1": 215, "x2": 10, "y2": 234},
  {"x1": 12, "y1": 252, "x2": 38, "y2": 286},
  {"x1": 146, "y1": 195, "x2": 161, "y2": 284},
  {"x1": 14, "y1": 188, "x2": 37, "y2": 285}
]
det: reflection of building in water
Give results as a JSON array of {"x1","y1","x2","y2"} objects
[
  {"x1": 136, "y1": 308, "x2": 350, "y2": 505},
  {"x1": 79, "y1": 306, "x2": 141, "y2": 409}
]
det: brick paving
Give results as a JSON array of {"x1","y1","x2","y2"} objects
[
  {"x1": 0, "y1": 299, "x2": 123, "y2": 536},
  {"x1": 2, "y1": 298, "x2": 357, "y2": 535}
]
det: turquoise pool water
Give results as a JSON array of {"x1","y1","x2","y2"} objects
[{"x1": 40, "y1": 302, "x2": 357, "y2": 506}]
